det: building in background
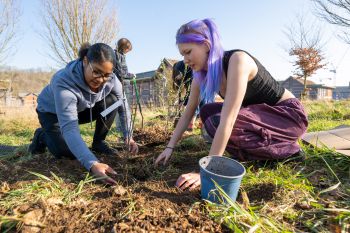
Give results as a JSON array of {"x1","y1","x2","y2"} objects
[
  {"x1": 280, "y1": 76, "x2": 334, "y2": 100},
  {"x1": 333, "y1": 83, "x2": 350, "y2": 100},
  {"x1": 18, "y1": 92, "x2": 38, "y2": 106},
  {"x1": 124, "y1": 58, "x2": 178, "y2": 107}
]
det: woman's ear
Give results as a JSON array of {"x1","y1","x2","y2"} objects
[{"x1": 204, "y1": 40, "x2": 211, "y2": 53}]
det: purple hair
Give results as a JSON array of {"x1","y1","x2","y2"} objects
[{"x1": 176, "y1": 19, "x2": 224, "y2": 103}]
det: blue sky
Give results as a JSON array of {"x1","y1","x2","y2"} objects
[{"x1": 6, "y1": 0, "x2": 350, "y2": 86}]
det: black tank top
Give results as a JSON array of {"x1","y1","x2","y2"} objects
[{"x1": 222, "y1": 50, "x2": 285, "y2": 106}]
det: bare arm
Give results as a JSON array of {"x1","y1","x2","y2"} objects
[
  {"x1": 209, "y1": 52, "x2": 256, "y2": 156},
  {"x1": 155, "y1": 80, "x2": 200, "y2": 165},
  {"x1": 168, "y1": 80, "x2": 200, "y2": 146}
]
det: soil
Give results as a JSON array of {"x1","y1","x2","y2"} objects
[
  {"x1": 132, "y1": 124, "x2": 171, "y2": 147},
  {"x1": 0, "y1": 127, "x2": 229, "y2": 232},
  {"x1": 237, "y1": 182, "x2": 277, "y2": 204}
]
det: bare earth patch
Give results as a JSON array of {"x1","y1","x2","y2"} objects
[{"x1": 0, "y1": 128, "x2": 228, "y2": 232}]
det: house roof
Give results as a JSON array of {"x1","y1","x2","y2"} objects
[
  {"x1": 18, "y1": 92, "x2": 38, "y2": 98},
  {"x1": 130, "y1": 58, "x2": 178, "y2": 82},
  {"x1": 163, "y1": 58, "x2": 178, "y2": 67},
  {"x1": 134, "y1": 70, "x2": 156, "y2": 81},
  {"x1": 293, "y1": 77, "x2": 317, "y2": 86},
  {"x1": 133, "y1": 58, "x2": 178, "y2": 81},
  {"x1": 284, "y1": 76, "x2": 334, "y2": 89},
  {"x1": 334, "y1": 86, "x2": 350, "y2": 93}
]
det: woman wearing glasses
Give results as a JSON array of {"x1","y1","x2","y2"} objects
[{"x1": 29, "y1": 43, "x2": 138, "y2": 184}]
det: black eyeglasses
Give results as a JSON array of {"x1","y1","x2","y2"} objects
[{"x1": 88, "y1": 62, "x2": 113, "y2": 81}]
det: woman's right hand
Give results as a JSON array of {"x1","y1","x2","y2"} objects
[
  {"x1": 90, "y1": 162, "x2": 117, "y2": 185},
  {"x1": 154, "y1": 148, "x2": 173, "y2": 166}
]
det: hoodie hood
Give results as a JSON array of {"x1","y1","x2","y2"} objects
[
  {"x1": 37, "y1": 59, "x2": 116, "y2": 114},
  {"x1": 64, "y1": 59, "x2": 102, "y2": 95}
]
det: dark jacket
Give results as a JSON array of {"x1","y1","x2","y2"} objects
[{"x1": 114, "y1": 51, "x2": 133, "y2": 81}]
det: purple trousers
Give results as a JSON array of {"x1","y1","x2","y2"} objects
[{"x1": 199, "y1": 98, "x2": 308, "y2": 160}]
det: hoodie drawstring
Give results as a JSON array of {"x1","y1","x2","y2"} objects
[
  {"x1": 89, "y1": 89, "x2": 107, "y2": 130},
  {"x1": 103, "y1": 89, "x2": 106, "y2": 121},
  {"x1": 89, "y1": 93, "x2": 93, "y2": 129}
]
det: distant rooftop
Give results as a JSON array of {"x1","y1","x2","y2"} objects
[
  {"x1": 284, "y1": 76, "x2": 334, "y2": 89},
  {"x1": 334, "y1": 86, "x2": 350, "y2": 92},
  {"x1": 135, "y1": 70, "x2": 156, "y2": 80},
  {"x1": 133, "y1": 58, "x2": 178, "y2": 81}
]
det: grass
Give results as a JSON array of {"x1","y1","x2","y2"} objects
[
  {"x1": 0, "y1": 100, "x2": 350, "y2": 232},
  {"x1": 205, "y1": 180, "x2": 291, "y2": 232},
  {"x1": 198, "y1": 100, "x2": 350, "y2": 232},
  {"x1": 0, "y1": 215, "x2": 23, "y2": 233},
  {"x1": 204, "y1": 149, "x2": 350, "y2": 232},
  {"x1": 203, "y1": 161, "x2": 314, "y2": 232},
  {"x1": 0, "y1": 172, "x2": 98, "y2": 232},
  {"x1": 204, "y1": 143, "x2": 350, "y2": 232},
  {"x1": 303, "y1": 99, "x2": 350, "y2": 132},
  {"x1": 0, "y1": 172, "x2": 97, "y2": 209}
]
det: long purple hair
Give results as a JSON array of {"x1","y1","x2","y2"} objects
[{"x1": 176, "y1": 19, "x2": 224, "y2": 103}]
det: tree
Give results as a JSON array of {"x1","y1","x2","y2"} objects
[
  {"x1": 313, "y1": 0, "x2": 350, "y2": 44},
  {"x1": 0, "y1": 0, "x2": 21, "y2": 64},
  {"x1": 40, "y1": 0, "x2": 119, "y2": 65},
  {"x1": 284, "y1": 14, "x2": 327, "y2": 99}
]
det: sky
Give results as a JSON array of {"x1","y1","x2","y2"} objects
[{"x1": 5, "y1": 0, "x2": 350, "y2": 86}]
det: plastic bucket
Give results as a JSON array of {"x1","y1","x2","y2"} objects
[{"x1": 199, "y1": 155, "x2": 246, "y2": 203}]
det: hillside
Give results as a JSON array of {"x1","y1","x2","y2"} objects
[{"x1": 0, "y1": 68, "x2": 55, "y2": 95}]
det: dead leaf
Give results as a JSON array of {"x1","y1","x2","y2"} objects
[
  {"x1": 241, "y1": 191, "x2": 250, "y2": 209},
  {"x1": 0, "y1": 181, "x2": 10, "y2": 193},
  {"x1": 22, "y1": 209, "x2": 45, "y2": 227},
  {"x1": 114, "y1": 185, "x2": 127, "y2": 196}
]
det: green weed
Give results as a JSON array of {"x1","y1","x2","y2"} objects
[
  {"x1": 0, "y1": 172, "x2": 97, "y2": 210},
  {"x1": 205, "y1": 180, "x2": 291, "y2": 232}
]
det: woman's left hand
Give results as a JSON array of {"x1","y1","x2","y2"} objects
[
  {"x1": 176, "y1": 172, "x2": 201, "y2": 190},
  {"x1": 125, "y1": 138, "x2": 139, "y2": 154}
]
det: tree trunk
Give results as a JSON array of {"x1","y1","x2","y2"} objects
[{"x1": 302, "y1": 75, "x2": 308, "y2": 100}]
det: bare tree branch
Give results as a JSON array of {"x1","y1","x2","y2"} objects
[
  {"x1": 0, "y1": 0, "x2": 21, "y2": 64},
  {"x1": 283, "y1": 13, "x2": 324, "y2": 51},
  {"x1": 39, "y1": 0, "x2": 119, "y2": 66},
  {"x1": 313, "y1": 0, "x2": 350, "y2": 43},
  {"x1": 284, "y1": 13, "x2": 327, "y2": 99}
]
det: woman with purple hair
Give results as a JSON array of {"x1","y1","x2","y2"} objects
[{"x1": 155, "y1": 19, "x2": 308, "y2": 190}]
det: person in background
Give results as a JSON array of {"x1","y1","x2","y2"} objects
[
  {"x1": 155, "y1": 19, "x2": 308, "y2": 190},
  {"x1": 29, "y1": 43, "x2": 138, "y2": 184},
  {"x1": 113, "y1": 38, "x2": 135, "y2": 140},
  {"x1": 172, "y1": 60, "x2": 203, "y2": 131},
  {"x1": 114, "y1": 38, "x2": 134, "y2": 82}
]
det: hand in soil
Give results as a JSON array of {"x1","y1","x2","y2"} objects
[
  {"x1": 126, "y1": 138, "x2": 139, "y2": 154},
  {"x1": 90, "y1": 162, "x2": 117, "y2": 185},
  {"x1": 176, "y1": 172, "x2": 201, "y2": 191},
  {"x1": 154, "y1": 148, "x2": 173, "y2": 166}
]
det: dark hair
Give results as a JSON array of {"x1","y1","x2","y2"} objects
[
  {"x1": 78, "y1": 42, "x2": 116, "y2": 67},
  {"x1": 172, "y1": 60, "x2": 193, "y2": 90},
  {"x1": 117, "y1": 38, "x2": 132, "y2": 53}
]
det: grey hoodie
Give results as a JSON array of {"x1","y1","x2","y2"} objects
[{"x1": 37, "y1": 60, "x2": 131, "y2": 170}]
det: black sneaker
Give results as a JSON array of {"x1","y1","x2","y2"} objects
[
  {"x1": 92, "y1": 141, "x2": 118, "y2": 156},
  {"x1": 28, "y1": 128, "x2": 46, "y2": 154}
]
